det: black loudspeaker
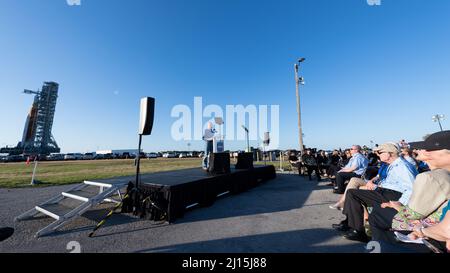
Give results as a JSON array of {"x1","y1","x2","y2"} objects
[
  {"x1": 139, "y1": 97, "x2": 155, "y2": 135},
  {"x1": 235, "y1": 152, "x2": 254, "y2": 169},
  {"x1": 208, "y1": 153, "x2": 231, "y2": 175}
]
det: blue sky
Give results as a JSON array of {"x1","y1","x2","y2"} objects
[{"x1": 0, "y1": 0, "x2": 449, "y2": 153}]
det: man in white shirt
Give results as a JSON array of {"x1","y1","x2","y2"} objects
[{"x1": 202, "y1": 121, "x2": 216, "y2": 170}]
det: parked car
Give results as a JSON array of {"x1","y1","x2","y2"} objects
[
  {"x1": 163, "y1": 152, "x2": 177, "y2": 158},
  {"x1": 64, "y1": 153, "x2": 76, "y2": 160},
  {"x1": 179, "y1": 153, "x2": 188, "y2": 158},
  {"x1": 47, "y1": 153, "x2": 65, "y2": 161},
  {"x1": 103, "y1": 153, "x2": 114, "y2": 160},
  {"x1": 64, "y1": 153, "x2": 82, "y2": 160},
  {"x1": 120, "y1": 152, "x2": 135, "y2": 159},
  {"x1": 5, "y1": 155, "x2": 26, "y2": 162},
  {"x1": 0, "y1": 154, "x2": 9, "y2": 163},
  {"x1": 147, "y1": 153, "x2": 158, "y2": 159},
  {"x1": 82, "y1": 153, "x2": 95, "y2": 160}
]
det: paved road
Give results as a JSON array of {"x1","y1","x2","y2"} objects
[{"x1": 0, "y1": 173, "x2": 365, "y2": 253}]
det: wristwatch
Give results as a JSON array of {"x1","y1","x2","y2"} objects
[{"x1": 419, "y1": 226, "x2": 427, "y2": 238}]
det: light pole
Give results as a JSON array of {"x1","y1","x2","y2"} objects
[
  {"x1": 294, "y1": 58, "x2": 306, "y2": 153},
  {"x1": 432, "y1": 114, "x2": 445, "y2": 131},
  {"x1": 242, "y1": 125, "x2": 250, "y2": 152}
]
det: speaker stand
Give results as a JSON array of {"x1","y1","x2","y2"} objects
[
  {"x1": 263, "y1": 145, "x2": 266, "y2": 166},
  {"x1": 135, "y1": 134, "x2": 142, "y2": 189}
]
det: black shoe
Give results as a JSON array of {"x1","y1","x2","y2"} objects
[
  {"x1": 0, "y1": 227, "x2": 14, "y2": 242},
  {"x1": 333, "y1": 189, "x2": 343, "y2": 194},
  {"x1": 343, "y1": 229, "x2": 370, "y2": 243},
  {"x1": 332, "y1": 222, "x2": 350, "y2": 232}
]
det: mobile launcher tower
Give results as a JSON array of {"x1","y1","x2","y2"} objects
[{"x1": 1, "y1": 82, "x2": 61, "y2": 155}]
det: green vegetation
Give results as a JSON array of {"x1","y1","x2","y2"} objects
[
  {"x1": 0, "y1": 158, "x2": 202, "y2": 188},
  {"x1": 0, "y1": 157, "x2": 292, "y2": 188}
]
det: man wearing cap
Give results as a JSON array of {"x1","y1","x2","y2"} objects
[
  {"x1": 334, "y1": 145, "x2": 368, "y2": 194},
  {"x1": 333, "y1": 142, "x2": 418, "y2": 242},
  {"x1": 369, "y1": 131, "x2": 450, "y2": 249}
]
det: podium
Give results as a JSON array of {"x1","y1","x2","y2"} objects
[{"x1": 213, "y1": 135, "x2": 224, "y2": 153}]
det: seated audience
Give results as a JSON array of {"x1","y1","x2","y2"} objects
[
  {"x1": 368, "y1": 131, "x2": 450, "y2": 250},
  {"x1": 333, "y1": 145, "x2": 368, "y2": 194},
  {"x1": 330, "y1": 162, "x2": 388, "y2": 210},
  {"x1": 367, "y1": 150, "x2": 380, "y2": 167},
  {"x1": 327, "y1": 150, "x2": 341, "y2": 179},
  {"x1": 288, "y1": 151, "x2": 302, "y2": 175},
  {"x1": 401, "y1": 147, "x2": 418, "y2": 169},
  {"x1": 409, "y1": 202, "x2": 450, "y2": 253},
  {"x1": 332, "y1": 142, "x2": 418, "y2": 242},
  {"x1": 302, "y1": 149, "x2": 321, "y2": 181},
  {"x1": 317, "y1": 150, "x2": 330, "y2": 177}
]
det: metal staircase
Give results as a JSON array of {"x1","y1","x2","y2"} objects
[{"x1": 15, "y1": 180, "x2": 128, "y2": 237}]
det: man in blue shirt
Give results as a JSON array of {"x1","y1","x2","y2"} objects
[
  {"x1": 334, "y1": 145, "x2": 369, "y2": 194},
  {"x1": 332, "y1": 142, "x2": 418, "y2": 242}
]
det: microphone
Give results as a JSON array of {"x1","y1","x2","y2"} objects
[{"x1": 241, "y1": 125, "x2": 249, "y2": 132}]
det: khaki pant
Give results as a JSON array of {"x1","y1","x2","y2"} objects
[{"x1": 344, "y1": 177, "x2": 367, "y2": 198}]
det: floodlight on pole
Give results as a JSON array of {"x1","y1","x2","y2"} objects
[
  {"x1": 242, "y1": 125, "x2": 250, "y2": 152},
  {"x1": 432, "y1": 114, "x2": 445, "y2": 131},
  {"x1": 294, "y1": 57, "x2": 306, "y2": 152}
]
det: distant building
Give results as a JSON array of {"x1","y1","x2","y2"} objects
[{"x1": 96, "y1": 149, "x2": 141, "y2": 156}]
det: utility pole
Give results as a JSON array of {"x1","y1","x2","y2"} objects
[{"x1": 294, "y1": 58, "x2": 306, "y2": 153}]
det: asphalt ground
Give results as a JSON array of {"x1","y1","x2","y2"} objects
[{"x1": 0, "y1": 172, "x2": 365, "y2": 253}]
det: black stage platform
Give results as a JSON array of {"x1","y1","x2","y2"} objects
[{"x1": 122, "y1": 165, "x2": 276, "y2": 222}]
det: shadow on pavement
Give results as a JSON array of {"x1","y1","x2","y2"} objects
[{"x1": 135, "y1": 228, "x2": 363, "y2": 253}]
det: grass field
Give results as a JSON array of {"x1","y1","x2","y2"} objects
[
  {"x1": 0, "y1": 158, "x2": 203, "y2": 188},
  {"x1": 0, "y1": 157, "x2": 292, "y2": 188}
]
